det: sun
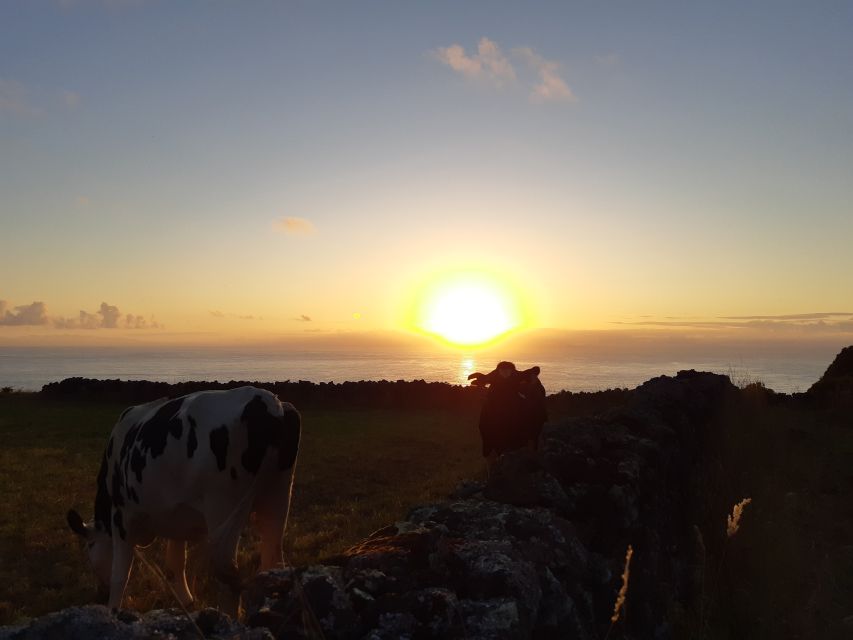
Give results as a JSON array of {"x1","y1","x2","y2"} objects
[{"x1": 411, "y1": 271, "x2": 525, "y2": 347}]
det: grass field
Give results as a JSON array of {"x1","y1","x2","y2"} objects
[{"x1": 0, "y1": 393, "x2": 483, "y2": 624}]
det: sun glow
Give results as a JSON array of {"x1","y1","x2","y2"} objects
[{"x1": 411, "y1": 271, "x2": 526, "y2": 347}]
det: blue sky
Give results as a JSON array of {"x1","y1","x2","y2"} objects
[{"x1": 1, "y1": 1, "x2": 852, "y2": 346}]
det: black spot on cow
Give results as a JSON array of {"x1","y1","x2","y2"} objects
[
  {"x1": 187, "y1": 415, "x2": 198, "y2": 459},
  {"x1": 106, "y1": 436, "x2": 114, "y2": 460},
  {"x1": 94, "y1": 453, "x2": 112, "y2": 536},
  {"x1": 128, "y1": 487, "x2": 139, "y2": 504},
  {"x1": 240, "y1": 394, "x2": 300, "y2": 474},
  {"x1": 209, "y1": 426, "x2": 229, "y2": 471},
  {"x1": 111, "y1": 463, "x2": 125, "y2": 508},
  {"x1": 119, "y1": 423, "x2": 141, "y2": 463},
  {"x1": 130, "y1": 447, "x2": 147, "y2": 484},
  {"x1": 113, "y1": 509, "x2": 127, "y2": 540},
  {"x1": 119, "y1": 406, "x2": 134, "y2": 422},
  {"x1": 230, "y1": 467, "x2": 237, "y2": 480},
  {"x1": 136, "y1": 397, "x2": 185, "y2": 460}
]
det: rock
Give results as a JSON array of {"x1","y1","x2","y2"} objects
[
  {"x1": 0, "y1": 605, "x2": 269, "y2": 640},
  {"x1": 808, "y1": 345, "x2": 853, "y2": 406}
]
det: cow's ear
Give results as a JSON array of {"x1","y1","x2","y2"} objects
[{"x1": 67, "y1": 509, "x2": 89, "y2": 538}]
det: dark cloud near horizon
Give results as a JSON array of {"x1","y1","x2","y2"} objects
[
  {"x1": 0, "y1": 299, "x2": 161, "y2": 329},
  {"x1": 55, "y1": 302, "x2": 162, "y2": 329},
  {"x1": 297, "y1": 314, "x2": 312, "y2": 322},
  {"x1": 0, "y1": 300, "x2": 49, "y2": 326}
]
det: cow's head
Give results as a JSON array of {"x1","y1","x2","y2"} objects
[
  {"x1": 67, "y1": 509, "x2": 112, "y2": 600},
  {"x1": 468, "y1": 361, "x2": 521, "y2": 386}
]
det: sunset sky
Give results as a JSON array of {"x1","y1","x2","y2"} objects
[{"x1": 2, "y1": 1, "x2": 852, "y2": 350}]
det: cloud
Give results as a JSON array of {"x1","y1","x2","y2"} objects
[
  {"x1": 125, "y1": 314, "x2": 153, "y2": 329},
  {"x1": 721, "y1": 312, "x2": 853, "y2": 321},
  {"x1": 433, "y1": 39, "x2": 574, "y2": 103},
  {"x1": 96, "y1": 302, "x2": 120, "y2": 328},
  {"x1": 47, "y1": 301, "x2": 162, "y2": 329},
  {"x1": 0, "y1": 301, "x2": 49, "y2": 325},
  {"x1": 274, "y1": 217, "x2": 316, "y2": 235},
  {"x1": 433, "y1": 37, "x2": 516, "y2": 87},
  {"x1": 297, "y1": 314, "x2": 312, "y2": 322},
  {"x1": 210, "y1": 310, "x2": 260, "y2": 321},
  {"x1": 0, "y1": 79, "x2": 39, "y2": 116},
  {"x1": 613, "y1": 312, "x2": 853, "y2": 334},
  {"x1": 513, "y1": 47, "x2": 576, "y2": 103}
]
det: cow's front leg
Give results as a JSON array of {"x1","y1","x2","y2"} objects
[
  {"x1": 108, "y1": 537, "x2": 134, "y2": 610},
  {"x1": 165, "y1": 539, "x2": 193, "y2": 607},
  {"x1": 206, "y1": 499, "x2": 252, "y2": 617}
]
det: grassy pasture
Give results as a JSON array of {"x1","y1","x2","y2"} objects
[{"x1": 0, "y1": 393, "x2": 483, "y2": 623}]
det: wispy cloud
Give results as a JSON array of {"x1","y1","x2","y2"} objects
[
  {"x1": 613, "y1": 312, "x2": 853, "y2": 334},
  {"x1": 433, "y1": 37, "x2": 516, "y2": 87},
  {"x1": 296, "y1": 314, "x2": 312, "y2": 322},
  {"x1": 274, "y1": 217, "x2": 316, "y2": 235},
  {"x1": 721, "y1": 312, "x2": 853, "y2": 321},
  {"x1": 210, "y1": 310, "x2": 260, "y2": 321},
  {"x1": 432, "y1": 38, "x2": 574, "y2": 104},
  {"x1": 0, "y1": 79, "x2": 39, "y2": 116},
  {"x1": 513, "y1": 47, "x2": 576, "y2": 103}
]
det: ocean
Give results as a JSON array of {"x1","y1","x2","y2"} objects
[{"x1": 0, "y1": 345, "x2": 833, "y2": 394}]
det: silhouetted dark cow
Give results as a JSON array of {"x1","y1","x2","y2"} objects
[
  {"x1": 469, "y1": 362, "x2": 547, "y2": 464},
  {"x1": 67, "y1": 386, "x2": 300, "y2": 614}
]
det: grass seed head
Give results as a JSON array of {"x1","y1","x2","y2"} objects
[
  {"x1": 726, "y1": 497, "x2": 752, "y2": 538},
  {"x1": 611, "y1": 544, "x2": 634, "y2": 624}
]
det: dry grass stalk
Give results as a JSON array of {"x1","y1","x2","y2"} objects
[
  {"x1": 611, "y1": 544, "x2": 634, "y2": 624},
  {"x1": 726, "y1": 498, "x2": 752, "y2": 538}
]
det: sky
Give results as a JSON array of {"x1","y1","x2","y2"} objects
[{"x1": 1, "y1": 1, "x2": 852, "y2": 351}]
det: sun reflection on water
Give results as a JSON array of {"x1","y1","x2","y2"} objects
[{"x1": 458, "y1": 357, "x2": 477, "y2": 386}]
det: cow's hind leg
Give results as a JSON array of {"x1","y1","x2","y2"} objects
[
  {"x1": 165, "y1": 539, "x2": 193, "y2": 607},
  {"x1": 254, "y1": 469, "x2": 296, "y2": 572}
]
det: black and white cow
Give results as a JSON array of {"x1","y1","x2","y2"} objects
[{"x1": 66, "y1": 386, "x2": 300, "y2": 615}]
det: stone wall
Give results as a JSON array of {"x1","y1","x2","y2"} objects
[{"x1": 242, "y1": 370, "x2": 734, "y2": 639}]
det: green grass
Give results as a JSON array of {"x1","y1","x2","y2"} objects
[{"x1": 0, "y1": 394, "x2": 483, "y2": 623}]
